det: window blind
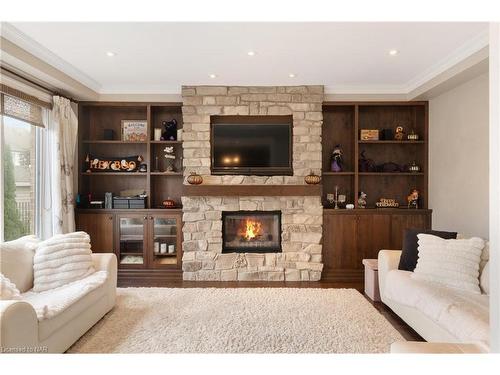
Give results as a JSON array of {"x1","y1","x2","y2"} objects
[{"x1": 1, "y1": 85, "x2": 49, "y2": 128}]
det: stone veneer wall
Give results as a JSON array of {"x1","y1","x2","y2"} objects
[
  {"x1": 181, "y1": 196, "x2": 323, "y2": 281},
  {"x1": 181, "y1": 85, "x2": 324, "y2": 183},
  {"x1": 181, "y1": 86, "x2": 324, "y2": 281}
]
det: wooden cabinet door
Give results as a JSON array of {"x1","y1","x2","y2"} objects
[
  {"x1": 148, "y1": 213, "x2": 182, "y2": 269},
  {"x1": 115, "y1": 214, "x2": 148, "y2": 268},
  {"x1": 75, "y1": 213, "x2": 114, "y2": 253},
  {"x1": 357, "y1": 214, "x2": 391, "y2": 265},
  {"x1": 390, "y1": 213, "x2": 431, "y2": 249},
  {"x1": 322, "y1": 213, "x2": 358, "y2": 270}
]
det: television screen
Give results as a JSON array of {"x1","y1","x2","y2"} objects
[{"x1": 211, "y1": 123, "x2": 292, "y2": 175}]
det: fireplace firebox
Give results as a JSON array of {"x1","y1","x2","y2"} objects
[{"x1": 222, "y1": 211, "x2": 282, "y2": 253}]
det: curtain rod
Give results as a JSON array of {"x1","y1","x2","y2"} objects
[{"x1": 1, "y1": 66, "x2": 79, "y2": 103}]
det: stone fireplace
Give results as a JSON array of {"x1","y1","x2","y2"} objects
[
  {"x1": 181, "y1": 85, "x2": 324, "y2": 281},
  {"x1": 222, "y1": 211, "x2": 282, "y2": 253}
]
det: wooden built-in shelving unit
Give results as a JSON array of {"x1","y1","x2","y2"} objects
[
  {"x1": 321, "y1": 101, "x2": 431, "y2": 282},
  {"x1": 321, "y1": 101, "x2": 428, "y2": 209},
  {"x1": 76, "y1": 102, "x2": 185, "y2": 282}
]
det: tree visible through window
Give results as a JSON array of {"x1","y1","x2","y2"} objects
[{"x1": 2, "y1": 116, "x2": 39, "y2": 241}]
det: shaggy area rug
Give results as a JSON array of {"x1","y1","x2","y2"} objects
[{"x1": 68, "y1": 288, "x2": 404, "y2": 353}]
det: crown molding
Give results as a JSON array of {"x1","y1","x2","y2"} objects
[
  {"x1": 404, "y1": 28, "x2": 489, "y2": 93},
  {"x1": 324, "y1": 84, "x2": 408, "y2": 95},
  {"x1": 1, "y1": 22, "x2": 102, "y2": 93},
  {"x1": 98, "y1": 85, "x2": 182, "y2": 95}
]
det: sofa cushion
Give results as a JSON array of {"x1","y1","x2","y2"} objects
[
  {"x1": 385, "y1": 270, "x2": 489, "y2": 345},
  {"x1": 22, "y1": 270, "x2": 108, "y2": 320},
  {"x1": 33, "y1": 232, "x2": 95, "y2": 292},
  {"x1": 0, "y1": 273, "x2": 22, "y2": 300},
  {"x1": 480, "y1": 262, "x2": 489, "y2": 295},
  {"x1": 0, "y1": 235, "x2": 41, "y2": 292},
  {"x1": 398, "y1": 229, "x2": 457, "y2": 271},
  {"x1": 458, "y1": 234, "x2": 489, "y2": 271},
  {"x1": 412, "y1": 234, "x2": 484, "y2": 294},
  {"x1": 22, "y1": 271, "x2": 109, "y2": 342}
]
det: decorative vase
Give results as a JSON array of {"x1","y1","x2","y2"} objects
[
  {"x1": 304, "y1": 170, "x2": 321, "y2": 185},
  {"x1": 187, "y1": 172, "x2": 203, "y2": 185}
]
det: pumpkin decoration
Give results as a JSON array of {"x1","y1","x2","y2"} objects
[
  {"x1": 187, "y1": 171, "x2": 203, "y2": 185},
  {"x1": 304, "y1": 170, "x2": 321, "y2": 185},
  {"x1": 162, "y1": 198, "x2": 176, "y2": 208}
]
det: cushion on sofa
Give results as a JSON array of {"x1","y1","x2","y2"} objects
[
  {"x1": 22, "y1": 270, "x2": 109, "y2": 341},
  {"x1": 480, "y1": 262, "x2": 489, "y2": 295},
  {"x1": 0, "y1": 235, "x2": 41, "y2": 292},
  {"x1": 22, "y1": 270, "x2": 108, "y2": 321},
  {"x1": 412, "y1": 234, "x2": 484, "y2": 294},
  {"x1": 385, "y1": 269, "x2": 489, "y2": 345},
  {"x1": 457, "y1": 234, "x2": 489, "y2": 271},
  {"x1": 398, "y1": 229, "x2": 457, "y2": 271},
  {"x1": 0, "y1": 273, "x2": 22, "y2": 300},
  {"x1": 33, "y1": 232, "x2": 95, "y2": 292}
]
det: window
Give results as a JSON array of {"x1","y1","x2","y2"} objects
[{"x1": 1, "y1": 92, "x2": 45, "y2": 241}]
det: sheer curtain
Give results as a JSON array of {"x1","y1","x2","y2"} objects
[{"x1": 41, "y1": 96, "x2": 78, "y2": 238}]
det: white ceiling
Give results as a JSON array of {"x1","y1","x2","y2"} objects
[{"x1": 3, "y1": 22, "x2": 489, "y2": 95}]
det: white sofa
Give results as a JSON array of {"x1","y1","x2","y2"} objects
[
  {"x1": 378, "y1": 250, "x2": 489, "y2": 350},
  {"x1": 0, "y1": 253, "x2": 117, "y2": 353}
]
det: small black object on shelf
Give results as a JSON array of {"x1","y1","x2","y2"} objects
[
  {"x1": 103, "y1": 129, "x2": 115, "y2": 140},
  {"x1": 380, "y1": 129, "x2": 393, "y2": 140},
  {"x1": 161, "y1": 119, "x2": 178, "y2": 141},
  {"x1": 113, "y1": 196, "x2": 146, "y2": 209}
]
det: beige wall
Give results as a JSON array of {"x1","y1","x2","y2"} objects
[{"x1": 429, "y1": 72, "x2": 489, "y2": 238}]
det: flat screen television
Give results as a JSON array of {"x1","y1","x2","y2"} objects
[{"x1": 211, "y1": 116, "x2": 292, "y2": 175}]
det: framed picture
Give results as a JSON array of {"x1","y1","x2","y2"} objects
[
  {"x1": 121, "y1": 120, "x2": 147, "y2": 141},
  {"x1": 360, "y1": 129, "x2": 379, "y2": 141}
]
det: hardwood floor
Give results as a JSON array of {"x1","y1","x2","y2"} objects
[{"x1": 118, "y1": 277, "x2": 424, "y2": 342}]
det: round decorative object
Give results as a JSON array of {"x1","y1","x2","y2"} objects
[
  {"x1": 346, "y1": 203, "x2": 354, "y2": 210},
  {"x1": 187, "y1": 171, "x2": 203, "y2": 185},
  {"x1": 162, "y1": 198, "x2": 176, "y2": 208},
  {"x1": 304, "y1": 170, "x2": 321, "y2": 185}
]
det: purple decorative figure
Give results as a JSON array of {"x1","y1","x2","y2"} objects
[{"x1": 331, "y1": 144, "x2": 343, "y2": 172}]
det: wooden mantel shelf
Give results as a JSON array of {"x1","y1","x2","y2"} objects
[{"x1": 183, "y1": 184, "x2": 321, "y2": 196}]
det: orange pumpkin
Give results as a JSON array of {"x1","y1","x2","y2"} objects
[
  {"x1": 304, "y1": 170, "x2": 321, "y2": 185},
  {"x1": 187, "y1": 172, "x2": 203, "y2": 185}
]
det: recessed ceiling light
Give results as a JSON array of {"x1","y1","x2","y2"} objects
[
  {"x1": 388, "y1": 49, "x2": 399, "y2": 56},
  {"x1": 209, "y1": 74, "x2": 217, "y2": 79},
  {"x1": 288, "y1": 73, "x2": 296, "y2": 78},
  {"x1": 247, "y1": 51, "x2": 256, "y2": 56},
  {"x1": 106, "y1": 51, "x2": 116, "y2": 57}
]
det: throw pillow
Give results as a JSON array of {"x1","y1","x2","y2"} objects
[
  {"x1": 33, "y1": 232, "x2": 95, "y2": 292},
  {"x1": 398, "y1": 229, "x2": 457, "y2": 271},
  {"x1": 457, "y1": 234, "x2": 489, "y2": 271},
  {"x1": 480, "y1": 262, "x2": 489, "y2": 295},
  {"x1": 412, "y1": 234, "x2": 484, "y2": 294},
  {"x1": 0, "y1": 273, "x2": 22, "y2": 300},
  {"x1": 0, "y1": 235, "x2": 41, "y2": 292}
]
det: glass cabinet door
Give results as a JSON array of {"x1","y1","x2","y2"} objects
[
  {"x1": 117, "y1": 215, "x2": 146, "y2": 267},
  {"x1": 151, "y1": 216, "x2": 178, "y2": 267}
]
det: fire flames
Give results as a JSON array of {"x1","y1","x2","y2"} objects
[{"x1": 240, "y1": 219, "x2": 262, "y2": 241}]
